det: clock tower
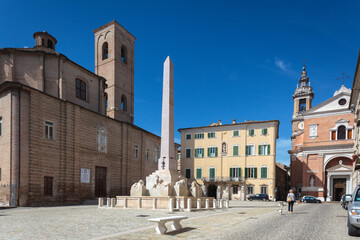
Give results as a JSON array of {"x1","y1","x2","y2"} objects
[{"x1": 292, "y1": 66, "x2": 314, "y2": 135}]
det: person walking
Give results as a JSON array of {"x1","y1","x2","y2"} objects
[{"x1": 287, "y1": 189, "x2": 295, "y2": 214}]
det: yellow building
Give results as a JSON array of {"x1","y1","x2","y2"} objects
[{"x1": 179, "y1": 119, "x2": 279, "y2": 200}]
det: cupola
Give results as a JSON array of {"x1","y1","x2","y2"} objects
[{"x1": 33, "y1": 31, "x2": 57, "y2": 50}]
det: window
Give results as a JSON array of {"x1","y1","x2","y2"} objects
[
  {"x1": 246, "y1": 145, "x2": 255, "y2": 155},
  {"x1": 97, "y1": 126, "x2": 107, "y2": 152},
  {"x1": 194, "y1": 133, "x2": 204, "y2": 139},
  {"x1": 178, "y1": 153, "x2": 181, "y2": 160},
  {"x1": 0, "y1": 117, "x2": 2, "y2": 136},
  {"x1": 299, "y1": 98, "x2": 306, "y2": 112},
  {"x1": 76, "y1": 79, "x2": 87, "y2": 101},
  {"x1": 258, "y1": 144, "x2": 270, "y2": 155},
  {"x1": 261, "y1": 128, "x2": 268, "y2": 135},
  {"x1": 208, "y1": 132, "x2": 216, "y2": 138},
  {"x1": 45, "y1": 121, "x2": 54, "y2": 140},
  {"x1": 121, "y1": 46, "x2": 127, "y2": 63},
  {"x1": 44, "y1": 176, "x2": 53, "y2": 196},
  {"x1": 185, "y1": 149, "x2": 191, "y2": 158},
  {"x1": 186, "y1": 134, "x2": 191, "y2": 140},
  {"x1": 195, "y1": 148, "x2": 204, "y2": 158},
  {"x1": 248, "y1": 129, "x2": 255, "y2": 136},
  {"x1": 135, "y1": 146, "x2": 138, "y2": 158},
  {"x1": 185, "y1": 168, "x2": 191, "y2": 179},
  {"x1": 209, "y1": 167, "x2": 216, "y2": 180},
  {"x1": 208, "y1": 147, "x2": 218, "y2": 157},
  {"x1": 154, "y1": 145, "x2": 160, "y2": 162},
  {"x1": 309, "y1": 124, "x2": 318, "y2": 138},
  {"x1": 121, "y1": 95, "x2": 127, "y2": 112},
  {"x1": 260, "y1": 167, "x2": 268, "y2": 178},
  {"x1": 348, "y1": 129, "x2": 353, "y2": 139},
  {"x1": 102, "y1": 42, "x2": 108, "y2": 60},
  {"x1": 230, "y1": 167, "x2": 241, "y2": 179},
  {"x1": 233, "y1": 145, "x2": 239, "y2": 156},
  {"x1": 338, "y1": 125, "x2": 346, "y2": 140},
  {"x1": 261, "y1": 186, "x2": 268, "y2": 194},
  {"x1": 47, "y1": 39, "x2": 53, "y2": 50},
  {"x1": 196, "y1": 168, "x2": 202, "y2": 179},
  {"x1": 145, "y1": 149, "x2": 149, "y2": 160},
  {"x1": 233, "y1": 185, "x2": 238, "y2": 194},
  {"x1": 247, "y1": 185, "x2": 254, "y2": 195},
  {"x1": 233, "y1": 130, "x2": 239, "y2": 137},
  {"x1": 245, "y1": 167, "x2": 257, "y2": 178}
]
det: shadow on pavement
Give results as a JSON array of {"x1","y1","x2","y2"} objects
[{"x1": 166, "y1": 227, "x2": 196, "y2": 236}]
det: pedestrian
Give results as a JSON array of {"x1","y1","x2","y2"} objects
[{"x1": 287, "y1": 189, "x2": 295, "y2": 214}]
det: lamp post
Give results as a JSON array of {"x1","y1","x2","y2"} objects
[{"x1": 161, "y1": 157, "x2": 166, "y2": 170}]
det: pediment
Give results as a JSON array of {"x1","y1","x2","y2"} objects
[
  {"x1": 305, "y1": 93, "x2": 350, "y2": 115},
  {"x1": 326, "y1": 164, "x2": 353, "y2": 172}
]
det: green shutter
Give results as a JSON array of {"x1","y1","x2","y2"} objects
[
  {"x1": 246, "y1": 146, "x2": 248, "y2": 155},
  {"x1": 267, "y1": 145, "x2": 270, "y2": 155},
  {"x1": 245, "y1": 168, "x2": 248, "y2": 178},
  {"x1": 233, "y1": 146, "x2": 238, "y2": 156},
  {"x1": 210, "y1": 168, "x2": 215, "y2": 178},
  {"x1": 194, "y1": 149, "x2": 197, "y2": 158},
  {"x1": 208, "y1": 148, "x2": 210, "y2": 157},
  {"x1": 201, "y1": 133, "x2": 204, "y2": 139},
  {"x1": 264, "y1": 128, "x2": 268, "y2": 135},
  {"x1": 196, "y1": 168, "x2": 201, "y2": 179},
  {"x1": 215, "y1": 147, "x2": 218, "y2": 157},
  {"x1": 238, "y1": 168, "x2": 241, "y2": 177},
  {"x1": 201, "y1": 148, "x2": 204, "y2": 158},
  {"x1": 258, "y1": 145, "x2": 261, "y2": 155},
  {"x1": 230, "y1": 168, "x2": 233, "y2": 177},
  {"x1": 195, "y1": 134, "x2": 197, "y2": 139},
  {"x1": 254, "y1": 168, "x2": 257, "y2": 178}
]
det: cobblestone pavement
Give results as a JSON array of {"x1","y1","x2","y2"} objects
[{"x1": 0, "y1": 201, "x2": 352, "y2": 240}]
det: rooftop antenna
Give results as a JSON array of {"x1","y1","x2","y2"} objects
[{"x1": 337, "y1": 72, "x2": 349, "y2": 86}]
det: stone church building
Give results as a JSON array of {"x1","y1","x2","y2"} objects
[
  {"x1": 0, "y1": 20, "x2": 163, "y2": 206},
  {"x1": 289, "y1": 67, "x2": 354, "y2": 201}
]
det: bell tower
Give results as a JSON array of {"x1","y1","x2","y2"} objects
[
  {"x1": 292, "y1": 66, "x2": 314, "y2": 134},
  {"x1": 94, "y1": 20, "x2": 135, "y2": 123}
]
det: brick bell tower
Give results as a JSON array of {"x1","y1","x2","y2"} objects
[
  {"x1": 291, "y1": 66, "x2": 314, "y2": 135},
  {"x1": 94, "y1": 20, "x2": 135, "y2": 123}
]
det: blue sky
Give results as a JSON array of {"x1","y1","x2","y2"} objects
[{"x1": 1, "y1": 0, "x2": 360, "y2": 165}]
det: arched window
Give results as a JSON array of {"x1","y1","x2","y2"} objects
[
  {"x1": 338, "y1": 125, "x2": 346, "y2": 140},
  {"x1": 121, "y1": 46, "x2": 127, "y2": 63},
  {"x1": 98, "y1": 126, "x2": 107, "y2": 153},
  {"x1": 76, "y1": 79, "x2": 87, "y2": 101},
  {"x1": 154, "y1": 145, "x2": 160, "y2": 162},
  {"x1": 47, "y1": 39, "x2": 53, "y2": 50},
  {"x1": 102, "y1": 42, "x2": 108, "y2": 60},
  {"x1": 104, "y1": 93, "x2": 108, "y2": 109},
  {"x1": 121, "y1": 95, "x2": 127, "y2": 112}
]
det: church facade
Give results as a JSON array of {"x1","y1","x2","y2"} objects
[
  {"x1": 0, "y1": 21, "x2": 162, "y2": 206},
  {"x1": 289, "y1": 67, "x2": 354, "y2": 201}
]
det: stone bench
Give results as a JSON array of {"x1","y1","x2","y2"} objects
[{"x1": 148, "y1": 216, "x2": 188, "y2": 234}]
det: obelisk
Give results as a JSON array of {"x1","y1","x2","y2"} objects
[{"x1": 159, "y1": 56, "x2": 176, "y2": 170}]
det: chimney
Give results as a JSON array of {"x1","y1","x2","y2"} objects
[
  {"x1": 217, "y1": 120, "x2": 222, "y2": 125},
  {"x1": 233, "y1": 119, "x2": 236, "y2": 124}
]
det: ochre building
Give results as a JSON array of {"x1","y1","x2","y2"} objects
[
  {"x1": 289, "y1": 67, "x2": 354, "y2": 201},
  {"x1": 179, "y1": 119, "x2": 279, "y2": 200},
  {"x1": 0, "y1": 21, "x2": 163, "y2": 206}
]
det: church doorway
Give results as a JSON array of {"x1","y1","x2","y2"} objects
[
  {"x1": 333, "y1": 178, "x2": 346, "y2": 201},
  {"x1": 95, "y1": 166, "x2": 107, "y2": 197},
  {"x1": 208, "y1": 185, "x2": 217, "y2": 198}
]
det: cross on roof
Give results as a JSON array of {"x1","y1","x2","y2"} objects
[{"x1": 337, "y1": 72, "x2": 350, "y2": 85}]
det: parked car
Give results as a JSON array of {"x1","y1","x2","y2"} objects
[
  {"x1": 341, "y1": 194, "x2": 353, "y2": 210},
  {"x1": 301, "y1": 195, "x2": 316, "y2": 202},
  {"x1": 348, "y1": 185, "x2": 360, "y2": 236},
  {"x1": 247, "y1": 193, "x2": 269, "y2": 201},
  {"x1": 302, "y1": 196, "x2": 321, "y2": 203}
]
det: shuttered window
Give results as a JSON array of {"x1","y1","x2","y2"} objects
[
  {"x1": 194, "y1": 133, "x2": 204, "y2": 139},
  {"x1": 196, "y1": 168, "x2": 202, "y2": 179},
  {"x1": 259, "y1": 145, "x2": 270, "y2": 155},
  {"x1": 185, "y1": 169, "x2": 191, "y2": 179},
  {"x1": 261, "y1": 167, "x2": 268, "y2": 178},
  {"x1": 245, "y1": 167, "x2": 257, "y2": 178},
  {"x1": 233, "y1": 130, "x2": 239, "y2": 137},
  {"x1": 230, "y1": 167, "x2": 241, "y2": 178},
  {"x1": 248, "y1": 129, "x2": 255, "y2": 136},
  {"x1": 207, "y1": 147, "x2": 218, "y2": 157},
  {"x1": 261, "y1": 128, "x2": 268, "y2": 135},
  {"x1": 195, "y1": 148, "x2": 204, "y2": 158},
  {"x1": 208, "y1": 132, "x2": 216, "y2": 138},
  {"x1": 233, "y1": 145, "x2": 239, "y2": 156},
  {"x1": 209, "y1": 168, "x2": 215, "y2": 180},
  {"x1": 186, "y1": 149, "x2": 191, "y2": 158}
]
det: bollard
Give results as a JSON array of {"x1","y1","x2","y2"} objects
[
  {"x1": 197, "y1": 198, "x2": 201, "y2": 209},
  {"x1": 219, "y1": 199, "x2": 223, "y2": 208},
  {"x1": 98, "y1": 198, "x2": 103, "y2": 208},
  {"x1": 169, "y1": 198, "x2": 174, "y2": 212},
  {"x1": 213, "y1": 199, "x2": 217, "y2": 209},
  {"x1": 176, "y1": 198, "x2": 180, "y2": 209},
  {"x1": 205, "y1": 199, "x2": 209, "y2": 209},
  {"x1": 124, "y1": 198, "x2": 127, "y2": 209},
  {"x1": 187, "y1": 198, "x2": 192, "y2": 212},
  {"x1": 225, "y1": 200, "x2": 229, "y2": 208},
  {"x1": 111, "y1": 198, "x2": 116, "y2": 208},
  {"x1": 138, "y1": 198, "x2": 141, "y2": 209},
  {"x1": 153, "y1": 198, "x2": 156, "y2": 210},
  {"x1": 107, "y1": 198, "x2": 111, "y2": 208}
]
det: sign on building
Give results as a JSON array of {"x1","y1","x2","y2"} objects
[{"x1": 80, "y1": 168, "x2": 90, "y2": 183}]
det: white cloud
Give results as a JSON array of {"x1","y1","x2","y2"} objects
[{"x1": 274, "y1": 58, "x2": 289, "y2": 72}]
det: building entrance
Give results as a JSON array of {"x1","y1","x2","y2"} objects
[
  {"x1": 95, "y1": 166, "x2": 107, "y2": 197},
  {"x1": 333, "y1": 178, "x2": 346, "y2": 201},
  {"x1": 208, "y1": 185, "x2": 217, "y2": 198}
]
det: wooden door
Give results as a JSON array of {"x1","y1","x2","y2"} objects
[{"x1": 95, "y1": 166, "x2": 107, "y2": 197}]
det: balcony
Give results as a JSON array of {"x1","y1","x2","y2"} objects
[{"x1": 202, "y1": 177, "x2": 243, "y2": 182}]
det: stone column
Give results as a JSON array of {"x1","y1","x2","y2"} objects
[
  {"x1": 327, "y1": 174, "x2": 331, "y2": 201},
  {"x1": 241, "y1": 185, "x2": 245, "y2": 201}
]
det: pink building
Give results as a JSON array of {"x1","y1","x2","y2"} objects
[{"x1": 289, "y1": 67, "x2": 354, "y2": 201}]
